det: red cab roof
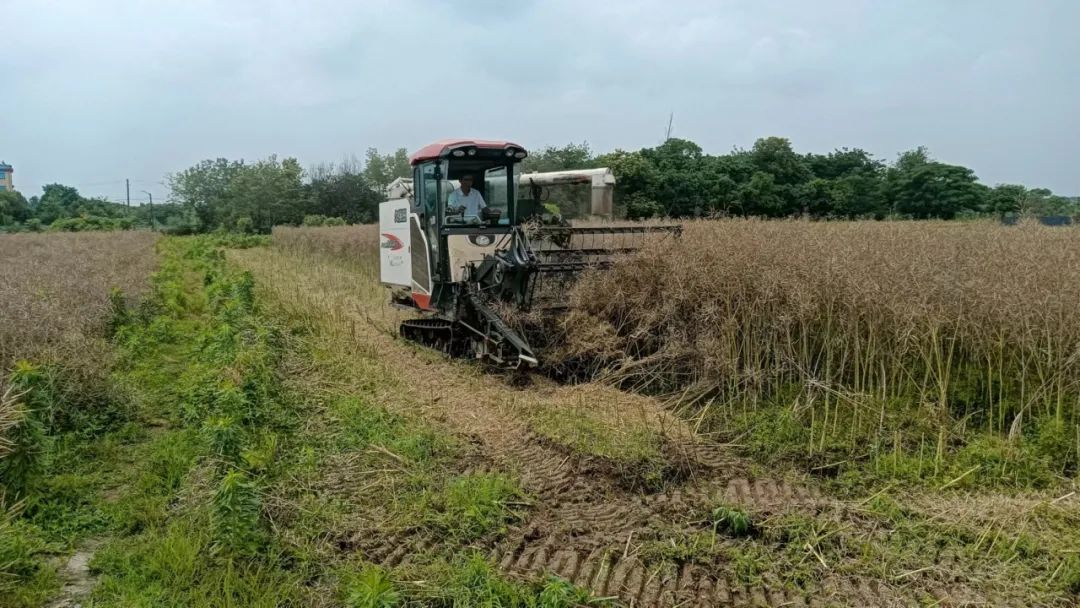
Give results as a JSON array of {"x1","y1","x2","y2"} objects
[{"x1": 409, "y1": 139, "x2": 525, "y2": 166}]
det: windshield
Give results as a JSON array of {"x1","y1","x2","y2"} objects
[{"x1": 442, "y1": 164, "x2": 513, "y2": 226}]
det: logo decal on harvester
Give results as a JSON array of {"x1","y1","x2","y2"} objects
[{"x1": 380, "y1": 233, "x2": 404, "y2": 251}]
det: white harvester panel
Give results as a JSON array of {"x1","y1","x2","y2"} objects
[{"x1": 379, "y1": 199, "x2": 411, "y2": 287}]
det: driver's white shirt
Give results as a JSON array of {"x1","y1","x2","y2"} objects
[{"x1": 449, "y1": 188, "x2": 486, "y2": 218}]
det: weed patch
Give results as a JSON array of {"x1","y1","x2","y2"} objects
[{"x1": 427, "y1": 473, "x2": 526, "y2": 541}]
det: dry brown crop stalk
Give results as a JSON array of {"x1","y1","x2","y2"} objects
[
  {"x1": 0, "y1": 231, "x2": 159, "y2": 372},
  {"x1": 564, "y1": 218, "x2": 1080, "y2": 437},
  {"x1": 0, "y1": 383, "x2": 21, "y2": 459}
]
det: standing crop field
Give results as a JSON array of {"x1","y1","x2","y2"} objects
[
  {"x1": 562, "y1": 219, "x2": 1080, "y2": 487},
  {"x1": 0, "y1": 231, "x2": 159, "y2": 368}
]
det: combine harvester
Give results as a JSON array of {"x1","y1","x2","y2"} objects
[{"x1": 378, "y1": 139, "x2": 677, "y2": 368}]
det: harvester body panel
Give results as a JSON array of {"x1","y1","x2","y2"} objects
[{"x1": 378, "y1": 198, "x2": 412, "y2": 288}]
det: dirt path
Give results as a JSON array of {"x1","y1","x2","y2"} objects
[
  {"x1": 45, "y1": 541, "x2": 101, "y2": 608},
  {"x1": 232, "y1": 248, "x2": 1055, "y2": 607}
]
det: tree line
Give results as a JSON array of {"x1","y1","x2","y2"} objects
[
  {"x1": 164, "y1": 148, "x2": 410, "y2": 234},
  {"x1": 0, "y1": 184, "x2": 157, "y2": 232},
  {"x1": 1, "y1": 138, "x2": 1074, "y2": 234},
  {"x1": 0, "y1": 148, "x2": 410, "y2": 234},
  {"x1": 529, "y1": 138, "x2": 1076, "y2": 220}
]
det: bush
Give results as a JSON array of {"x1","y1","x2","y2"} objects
[{"x1": 48, "y1": 215, "x2": 134, "y2": 232}]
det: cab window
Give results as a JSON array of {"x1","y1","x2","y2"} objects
[{"x1": 483, "y1": 166, "x2": 509, "y2": 225}]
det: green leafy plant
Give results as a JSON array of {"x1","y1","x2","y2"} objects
[
  {"x1": 211, "y1": 469, "x2": 264, "y2": 557},
  {"x1": 241, "y1": 433, "x2": 278, "y2": 473},
  {"x1": 345, "y1": 565, "x2": 400, "y2": 608},
  {"x1": 202, "y1": 415, "x2": 241, "y2": 465},
  {"x1": 106, "y1": 287, "x2": 131, "y2": 338},
  {"x1": 711, "y1": 505, "x2": 754, "y2": 537},
  {"x1": 0, "y1": 369, "x2": 46, "y2": 499}
]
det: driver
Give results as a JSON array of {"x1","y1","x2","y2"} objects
[{"x1": 448, "y1": 173, "x2": 486, "y2": 221}]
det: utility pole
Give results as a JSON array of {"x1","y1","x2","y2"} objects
[
  {"x1": 126, "y1": 179, "x2": 130, "y2": 207},
  {"x1": 142, "y1": 190, "x2": 155, "y2": 230},
  {"x1": 664, "y1": 112, "x2": 674, "y2": 141}
]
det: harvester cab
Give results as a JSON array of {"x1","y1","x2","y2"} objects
[{"x1": 379, "y1": 139, "x2": 677, "y2": 369}]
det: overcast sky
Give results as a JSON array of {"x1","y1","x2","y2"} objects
[{"x1": 2, "y1": 0, "x2": 1078, "y2": 202}]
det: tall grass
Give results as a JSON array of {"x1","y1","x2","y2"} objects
[{"x1": 565, "y1": 219, "x2": 1080, "y2": 483}]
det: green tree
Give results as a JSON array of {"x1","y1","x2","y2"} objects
[
  {"x1": 699, "y1": 151, "x2": 754, "y2": 215},
  {"x1": 831, "y1": 173, "x2": 888, "y2": 218},
  {"x1": 886, "y1": 148, "x2": 987, "y2": 219},
  {"x1": 739, "y1": 172, "x2": 784, "y2": 216},
  {"x1": 624, "y1": 193, "x2": 664, "y2": 219},
  {"x1": 987, "y1": 184, "x2": 1027, "y2": 215},
  {"x1": 224, "y1": 156, "x2": 306, "y2": 233},
  {"x1": 362, "y1": 148, "x2": 410, "y2": 193},
  {"x1": 521, "y1": 142, "x2": 593, "y2": 173},
  {"x1": 35, "y1": 184, "x2": 82, "y2": 224},
  {"x1": 0, "y1": 190, "x2": 30, "y2": 225},
  {"x1": 306, "y1": 160, "x2": 383, "y2": 224},
  {"x1": 1020, "y1": 188, "x2": 1076, "y2": 216},
  {"x1": 751, "y1": 137, "x2": 812, "y2": 186},
  {"x1": 640, "y1": 138, "x2": 721, "y2": 216},
  {"x1": 798, "y1": 178, "x2": 836, "y2": 217},
  {"x1": 167, "y1": 158, "x2": 245, "y2": 229},
  {"x1": 595, "y1": 149, "x2": 661, "y2": 218},
  {"x1": 805, "y1": 147, "x2": 882, "y2": 180},
  {"x1": 748, "y1": 137, "x2": 812, "y2": 215}
]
